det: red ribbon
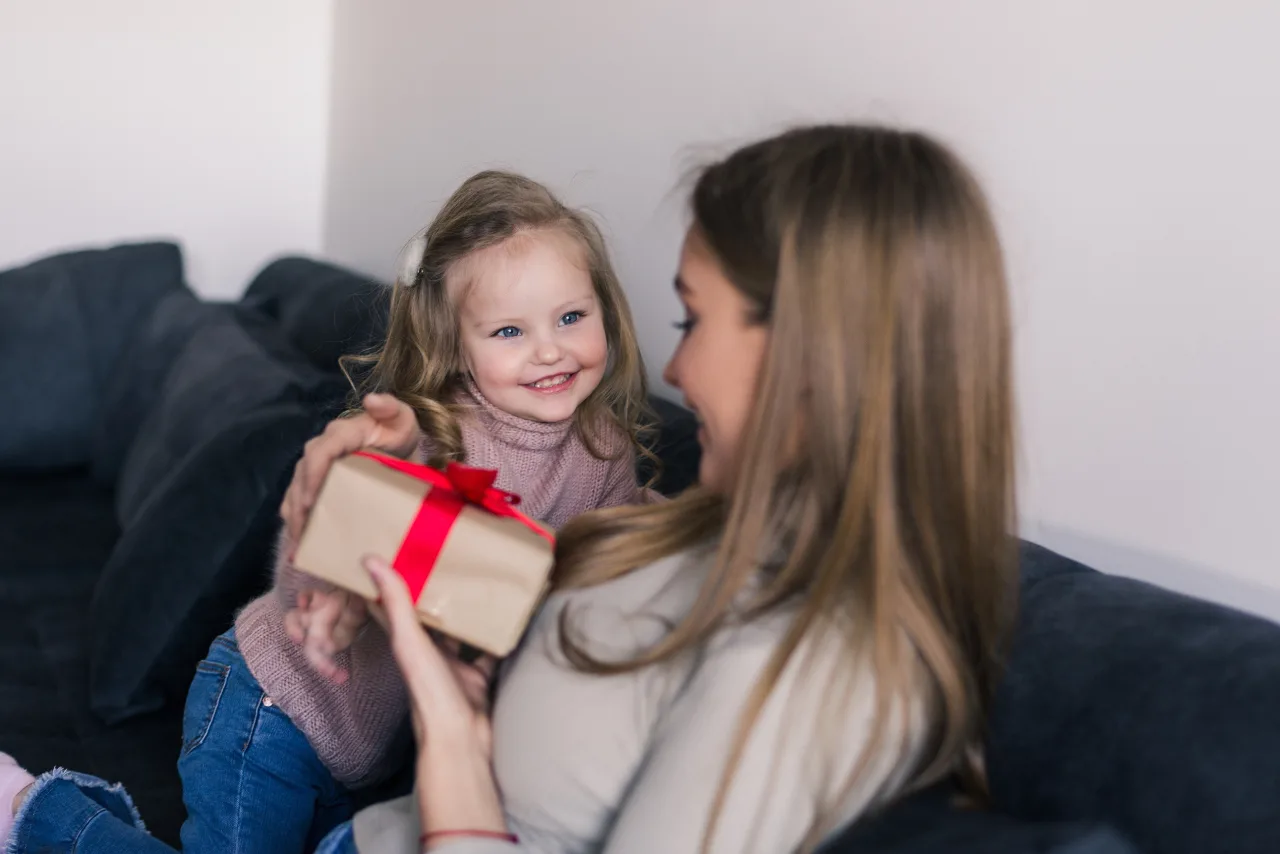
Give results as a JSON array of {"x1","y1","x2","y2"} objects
[{"x1": 353, "y1": 451, "x2": 553, "y2": 601}]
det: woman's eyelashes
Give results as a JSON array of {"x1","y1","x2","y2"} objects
[{"x1": 672, "y1": 316, "x2": 697, "y2": 334}]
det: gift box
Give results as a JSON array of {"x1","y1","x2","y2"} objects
[{"x1": 293, "y1": 451, "x2": 555, "y2": 657}]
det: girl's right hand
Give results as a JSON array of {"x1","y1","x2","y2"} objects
[
  {"x1": 280, "y1": 393, "x2": 421, "y2": 547},
  {"x1": 283, "y1": 588, "x2": 370, "y2": 683}
]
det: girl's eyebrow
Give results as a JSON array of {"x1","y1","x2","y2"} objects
[
  {"x1": 473, "y1": 316, "x2": 520, "y2": 329},
  {"x1": 553, "y1": 294, "x2": 597, "y2": 312},
  {"x1": 674, "y1": 276, "x2": 691, "y2": 296}
]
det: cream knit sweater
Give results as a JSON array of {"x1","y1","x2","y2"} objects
[{"x1": 351, "y1": 548, "x2": 927, "y2": 854}]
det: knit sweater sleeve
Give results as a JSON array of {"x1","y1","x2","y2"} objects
[{"x1": 255, "y1": 540, "x2": 411, "y2": 788}]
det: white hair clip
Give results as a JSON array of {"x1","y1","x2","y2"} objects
[{"x1": 395, "y1": 229, "x2": 429, "y2": 287}]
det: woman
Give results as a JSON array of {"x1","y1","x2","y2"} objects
[{"x1": 310, "y1": 122, "x2": 1017, "y2": 854}]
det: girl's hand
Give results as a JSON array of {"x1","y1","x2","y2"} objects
[
  {"x1": 283, "y1": 589, "x2": 370, "y2": 683},
  {"x1": 280, "y1": 394, "x2": 421, "y2": 548},
  {"x1": 364, "y1": 555, "x2": 507, "y2": 838}
]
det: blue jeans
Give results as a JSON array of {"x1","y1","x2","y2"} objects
[
  {"x1": 8, "y1": 630, "x2": 354, "y2": 854},
  {"x1": 313, "y1": 821, "x2": 358, "y2": 854}
]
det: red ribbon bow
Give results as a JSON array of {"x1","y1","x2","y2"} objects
[
  {"x1": 354, "y1": 451, "x2": 553, "y2": 600},
  {"x1": 436, "y1": 462, "x2": 516, "y2": 509}
]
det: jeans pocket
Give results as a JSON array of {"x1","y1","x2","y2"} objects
[{"x1": 181, "y1": 660, "x2": 230, "y2": 757}]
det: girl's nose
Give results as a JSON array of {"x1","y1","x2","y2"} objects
[{"x1": 535, "y1": 338, "x2": 562, "y2": 365}]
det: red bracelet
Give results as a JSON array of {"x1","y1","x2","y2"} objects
[{"x1": 420, "y1": 828, "x2": 519, "y2": 848}]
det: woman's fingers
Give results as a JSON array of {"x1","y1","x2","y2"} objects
[
  {"x1": 282, "y1": 417, "x2": 374, "y2": 542},
  {"x1": 449, "y1": 653, "x2": 497, "y2": 713},
  {"x1": 299, "y1": 421, "x2": 362, "y2": 499},
  {"x1": 362, "y1": 393, "x2": 403, "y2": 423},
  {"x1": 364, "y1": 556, "x2": 461, "y2": 709},
  {"x1": 364, "y1": 556, "x2": 426, "y2": 657},
  {"x1": 279, "y1": 397, "x2": 422, "y2": 543},
  {"x1": 362, "y1": 394, "x2": 421, "y2": 458},
  {"x1": 366, "y1": 600, "x2": 390, "y2": 633},
  {"x1": 365, "y1": 558, "x2": 499, "y2": 720}
]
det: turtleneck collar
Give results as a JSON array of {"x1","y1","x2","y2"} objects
[{"x1": 457, "y1": 375, "x2": 576, "y2": 453}]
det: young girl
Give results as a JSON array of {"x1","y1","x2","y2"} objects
[{"x1": 0, "y1": 170, "x2": 657, "y2": 853}]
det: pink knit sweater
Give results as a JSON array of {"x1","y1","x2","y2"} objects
[{"x1": 233, "y1": 382, "x2": 648, "y2": 787}]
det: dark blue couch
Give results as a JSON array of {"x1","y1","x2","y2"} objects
[{"x1": 1, "y1": 243, "x2": 1276, "y2": 852}]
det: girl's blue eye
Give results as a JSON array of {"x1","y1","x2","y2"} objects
[
  {"x1": 493, "y1": 326, "x2": 521, "y2": 339},
  {"x1": 560, "y1": 311, "x2": 583, "y2": 326}
]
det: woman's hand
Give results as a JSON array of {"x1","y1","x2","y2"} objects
[
  {"x1": 280, "y1": 394, "x2": 422, "y2": 548},
  {"x1": 364, "y1": 555, "x2": 508, "y2": 841},
  {"x1": 283, "y1": 589, "x2": 369, "y2": 683}
]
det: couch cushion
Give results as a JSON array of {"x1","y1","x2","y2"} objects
[
  {"x1": 0, "y1": 242, "x2": 184, "y2": 470},
  {"x1": 91, "y1": 309, "x2": 350, "y2": 723},
  {"x1": 0, "y1": 471, "x2": 118, "y2": 580},
  {"x1": 824, "y1": 784, "x2": 1135, "y2": 853},
  {"x1": 113, "y1": 309, "x2": 338, "y2": 528},
  {"x1": 90, "y1": 289, "x2": 220, "y2": 485},
  {"x1": 89, "y1": 402, "x2": 332, "y2": 724},
  {"x1": 0, "y1": 583, "x2": 187, "y2": 843},
  {"x1": 988, "y1": 547, "x2": 1280, "y2": 854},
  {"x1": 0, "y1": 471, "x2": 188, "y2": 845},
  {"x1": 241, "y1": 256, "x2": 389, "y2": 374},
  {"x1": 642, "y1": 395, "x2": 700, "y2": 495}
]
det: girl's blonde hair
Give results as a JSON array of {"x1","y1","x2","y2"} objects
[
  {"x1": 342, "y1": 170, "x2": 652, "y2": 467},
  {"x1": 555, "y1": 125, "x2": 1018, "y2": 848}
]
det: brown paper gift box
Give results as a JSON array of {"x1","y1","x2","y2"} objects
[{"x1": 292, "y1": 452, "x2": 555, "y2": 657}]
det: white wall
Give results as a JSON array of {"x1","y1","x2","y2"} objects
[
  {"x1": 0, "y1": 1, "x2": 333, "y2": 297},
  {"x1": 321, "y1": 0, "x2": 1279, "y2": 617}
]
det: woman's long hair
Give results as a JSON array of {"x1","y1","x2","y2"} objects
[{"x1": 554, "y1": 125, "x2": 1018, "y2": 849}]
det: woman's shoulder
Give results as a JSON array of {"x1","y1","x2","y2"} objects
[
  {"x1": 531, "y1": 549, "x2": 820, "y2": 669},
  {"x1": 531, "y1": 548, "x2": 709, "y2": 657}
]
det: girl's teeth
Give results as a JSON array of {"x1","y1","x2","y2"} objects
[{"x1": 531, "y1": 374, "x2": 569, "y2": 389}]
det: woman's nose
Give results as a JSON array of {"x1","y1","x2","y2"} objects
[{"x1": 662, "y1": 354, "x2": 680, "y2": 390}]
